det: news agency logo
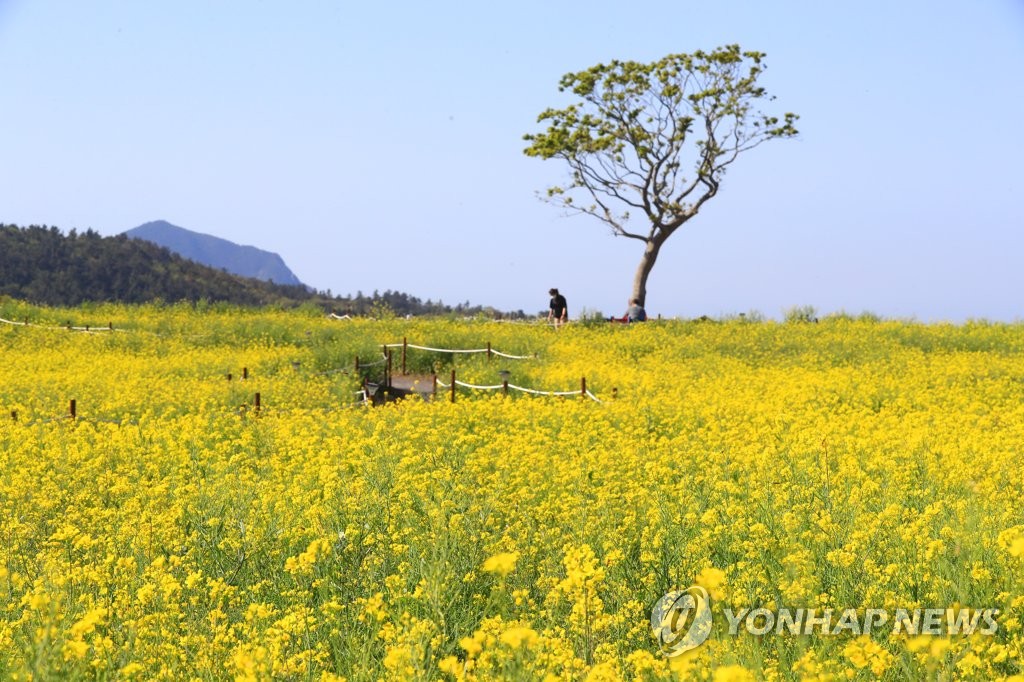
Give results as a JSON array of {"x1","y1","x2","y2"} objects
[
  {"x1": 651, "y1": 586, "x2": 1000, "y2": 657},
  {"x1": 650, "y1": 586, "x2": 713, "y2": 657}
]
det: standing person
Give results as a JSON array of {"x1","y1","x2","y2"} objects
[
  {"x1": 625, "y1": 298, "x2": 647, "y2": 323},
  {"x1": 548, "y1": 288, "x2": 568, "y2": 327}
]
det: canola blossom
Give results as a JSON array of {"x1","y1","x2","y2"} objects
[{"x1": 0, "y1": 302, "x2": 1022, "y2": 680}]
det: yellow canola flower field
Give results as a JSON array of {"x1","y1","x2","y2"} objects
[{"x1": 0, "y1": 302, "x2": 1022, "y2": 680}]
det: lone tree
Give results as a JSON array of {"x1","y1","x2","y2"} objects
[{"x1": 523, "y1": 45, "x2": 798, "y2": 307}]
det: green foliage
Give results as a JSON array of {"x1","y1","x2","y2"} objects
[
  {"x1": 576, "y1": 307, "x2": 609, "y2": 328},
  {"x1": 523, "y1": 45, "x2": 800, "y2": 305},
  {"x1": 784, "y1": 305, "x2": 819, "y2": 323},
  {"x1": 824, "y1": 309, "x2": 883, "y2": 323},
  {"x1": 523, "y1": 45, "x2": 798, "y2": 239},
  {"x1": 368, "y1": 299, "x2": 397, "y2": 320},
  {"x1": 327, "y1": 290, "x2": 522, "y2": 319},
  {"x1": 741, "y1": 310, "x2": 766, "y2": 323},
  {"x1": 720, "y1": 310, "x2": 766, "y2": 323}
]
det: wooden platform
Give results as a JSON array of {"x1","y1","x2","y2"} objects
[{"x1": 366, "y1": 374, "x2": 438, "y2": 405}]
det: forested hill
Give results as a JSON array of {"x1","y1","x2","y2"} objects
[
  {"x1": 0, "y1": 224, "x2": 314, "y2": 306},
  {"x1": 0, "y1": 224, "x2": 524, "y2": 316}
]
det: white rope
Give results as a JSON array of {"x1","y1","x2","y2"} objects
[
  {"x1": 328, "y1": 313, "x2": 352, "y2": 320},
  {"x1": 382, "y1": 342, "x2": 534, "y2": 359},
  {"x1": 384, "y1": 343, "x2": 487, "y2": 353},
  {"x1": 508, "y1": 384, "x2": 602, "y2": 402},
  {"x1": 436, "y1": 379, "x2": 602, "y2": 402},
  {"x1": 454, "y1": 380, "x2": 505, "y2": 390},
  {"x1": 0, "y1": 316, "x2": 121, "y2": 332},
  {"x1": 506, "y1": 383, "x2": 580, "y2": 397},
  {"x1": 491, "y1": 350, "x2": 535, "y2": 360}
]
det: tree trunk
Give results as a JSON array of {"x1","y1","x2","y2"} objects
[{"x1": 631, "y1": 238, "x2": 663, "y2": 308}]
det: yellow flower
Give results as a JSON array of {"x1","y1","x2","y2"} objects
[
  {"x1": 713, "y1": 664, "x2": 755, "y2": 682},
  {"x1": 460, "y1": 636, "x2": 483, "y2": 658},
  {"x1": 69, "y1": 607, "x2": 106, "y2": 638},
  {"x1": 905, "y1": 634, "x2": 930, "y2": 653},
  {"x1": 585, "y1": 661, "x2": 619, "y2": 681},
  {"x1": 929, "y1": 638, "x2": 951, "y2": 659},
  {"x1": 62, "y1": 637, "x2": 89, "y2": 661},
  {"x1": 844, "y1": 636, "x2": 893, "y2": 676},
  {"x1": 499, "y1": 626, "x2": 538, "y2": 649},
  {"x1": 957, "y1": 652, "x2": 983, "y2": 676},
  {"x1": 383, "y1": 645, "x2": 411, "y2": 673},
  {"x1": 669, "y1": 648, "x2": 699, "y2": 677},
  {"x1": 696, "y1": 566, "x2": 727, "y2": 601},
  {"x1": 285, "y1": 538, "x2": 331, "y2": 576},
  {"x1": 438, "y1": 655, "x2": 463, "y2": 677},
  {"x1": 482, "y1": 551, "x2": 519, "y2": 577},
  {"x1": 319, "y1": 674, "x2": 347, "y2": 682}
]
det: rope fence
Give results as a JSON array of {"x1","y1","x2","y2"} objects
[
  {"x1": 383, "y1": 339, "x2": 535, "y2": 360},
  {"x1": 433, "y1": 371, "x2": 602, "y2": 403},
  {"x1": 2, "y1": 330, "x2": 606, "y2": 422},
  {"x1": 5, "y1": 386, "x2": 375, "y2": 426},
  {"x1": 4, "y1": 373, "x2": 604, "y2": 426},
  {"x1": 0, "y1": 316, "x2": 123, "y2": 333}
]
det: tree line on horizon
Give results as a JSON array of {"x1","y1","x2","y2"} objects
[{"x1": 0, "y1": 224, "x2": 523, "y2": 317}]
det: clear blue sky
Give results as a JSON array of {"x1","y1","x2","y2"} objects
[{"x1": 2, "y1": 0, "x2": 1023, "y2": 320}]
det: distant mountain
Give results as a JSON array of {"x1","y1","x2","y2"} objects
[{"x1": 124, "y1": 220, "x2": 303, "y2": 286}]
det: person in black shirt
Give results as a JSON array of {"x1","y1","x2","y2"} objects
[{"x1": 548, "y1": 288, "x2": 568, "y2": 327}]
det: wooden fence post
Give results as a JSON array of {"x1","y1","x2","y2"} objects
[
  {"x1": 254, "y1": 392, "x2": 261, "y2": 414},
  {"x1": 402, "y1": 337, "x2": 407, "y2": 375},
  {"x1": 69, "y1": 399, "x2": 76, "y2": 419},
  {"x1": 450, "y1": 370, "x2": 456, "y2": 403},
  {"x1": 581, "y1": 377, "x2": 587, "y2": 398},
  {"x1": 243, "y1": 367, "x2": 248, "y2": 380},
  {"x1": 487, "y1": 341, "x2": 492, "y2": 360}
]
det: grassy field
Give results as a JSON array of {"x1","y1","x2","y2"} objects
[{"x1": 0, "y1": 302, "x2": 1022, "y2": 680}]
